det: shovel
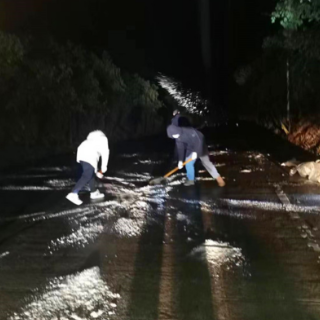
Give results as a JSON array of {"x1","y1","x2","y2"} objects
[{"x1": 149, "y1": 158, "x2": 194, "y2": 185}]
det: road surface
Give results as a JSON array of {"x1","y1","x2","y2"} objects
[{"x1": 1, "y1": 124, "x2": 320, "y2": 320}]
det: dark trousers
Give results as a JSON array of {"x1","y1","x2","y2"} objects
[{"x1": 72, "y1": 161, "x2": 96, "y2": 194}]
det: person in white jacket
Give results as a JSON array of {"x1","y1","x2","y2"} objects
[{"x1": 66, "y1": 130, "x2": 109, "y2": 205}]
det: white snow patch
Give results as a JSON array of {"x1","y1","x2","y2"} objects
[
  {"x1": 29, "y1": 207, "x2": 93, "y2": 222},
  {"x1": 215, "y1": 163, "x2": 226, "y2": 167},
  {"x1": 166, "y1": 172, "x2": 185, "y2": 182},
  {"x1": 93, "y1": 200, "x2": 126, "y2": 209},
  {"x1": 1, "y1": 211, "x2": 47, "y2": 222},
  {"x1": 116, "y1": 172, "x2": 151, "y2": 182},
  {"x1": 133, "y1": 160, "x2": 163, "y2": 165},
  {"x1": 90, "y1": 310, "x2": 104, "y2": 318},
  {"x1": 1, "y1": 207, "x2": 99, "y2": 223},
  {"x1": 209, "y1": 151, "x2": 229, "y2": 156},
  {"x1": 240, "y1": 169, "x2": 252, "y2": 173},
  {"x1": 0, "y1": 186, "x2": 53, "y2": 191},
  {"x1": 107, "y1": 186, "x2": 137, "y2": 198},
  {"x1": 103, "y1": 176, "x2": 124, "y2": 182},
  {"x1": 138, "y1": 185, "x2": 172, "y2": 198},
  {"x1": 29, "y1": 166, "x2": 70, "y2": 172},
  {"x1": 132, "y1": 200, "x2": 151, "y2": 212},
  {"x1": 113, "y1": 218, "x2": 145, "y2": 237},
  {"x1": 9, "y1": 267, "x2": 120, "y2": 320},
  {"x1": 45, "y1": 179, "x2": 74, "y2": 188},
  {"x1": 103, "y1": 176, "x2": 135, "y2": 187},
  {"x1": 200, "y1": 206, "x2": 257, "y2": 220},
  {"x1": 168, "y1": 180, "x2": 183, "y2": 186},
  {"x1": 117, "y1": 172, "x2": 151, "y2": 179},
  {"x1": 190, "y1": 240, "x2": 244, "y2": 268},
  {"x1": 176, "y1": 213, "x2": 191, "y2": 224},
  {"x1": 4, "y1": 174, "x2": 58, "y2": 179},
  {"x1": 196, "y1": 177, "x2": 213, "y2": 181},
  {"x1": 49, "y1": 223, "x2": 104, "y2": 251},
  {"x1": 222, "y1": 199, "x2": 320, "y2": 214}
]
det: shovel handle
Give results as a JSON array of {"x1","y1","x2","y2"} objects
[{"x1": 164, "y1": 157, "x2": 194, "y2": 178}]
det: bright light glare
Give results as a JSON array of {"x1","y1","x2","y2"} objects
[{"x1": 157, "y1": 74, "x2": 208, "y2": 115}]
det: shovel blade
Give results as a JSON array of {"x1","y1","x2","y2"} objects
[{"x1": 149, "y1": 177, "x2": 168, "y2": 185}]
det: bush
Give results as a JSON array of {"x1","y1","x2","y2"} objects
[{"x1": 0, "y1": 32, "x2": 168, "y2": 147}]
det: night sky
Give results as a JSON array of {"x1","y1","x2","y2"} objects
[{"x1": 0, "y1": 0, "x2": 277, "y2": 103}]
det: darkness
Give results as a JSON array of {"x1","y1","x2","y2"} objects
[{"x1": 0, "y1": 0, "x2": 276, "y2": 108}]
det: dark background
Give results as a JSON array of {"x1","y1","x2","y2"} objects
[{"x1": 0, "y1": 0, "x2": 277, "y2": 106}]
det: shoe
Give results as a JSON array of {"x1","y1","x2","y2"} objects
[
  {"x1": 66, "y1": 193, "x2": 83, "y2": 205},
  {"x1": 216, "y1": 176, "x2": 226, "y2": 187},
  {"x1": 90, "y1": 190, "x2": 105, "y2": 200},
  {"x1": 184, "y1": 180, "x2": 195, "y2": 186}
]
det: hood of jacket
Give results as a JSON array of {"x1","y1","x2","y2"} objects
[
  {"x1": 86, "y1": 130, "x2": 106, "y2": 141},
  {"x1": 167, "y1": 125, "x2": 182, "y2": 138}
]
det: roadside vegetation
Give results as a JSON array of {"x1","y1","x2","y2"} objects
[
  {"x1": 234, "y1": 0, "x2": 320, "y2": 155},
  {"x1": 0, "y1": 32, "x2": 175, "y2": 149}
]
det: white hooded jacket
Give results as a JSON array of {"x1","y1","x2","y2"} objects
[{"x1": 76, "y1": 130, "x2": 109, "y2": 173}]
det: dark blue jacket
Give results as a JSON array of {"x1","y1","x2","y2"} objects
[{"x1": 167, "y1": 125, "x2": 208, "y2": 161}]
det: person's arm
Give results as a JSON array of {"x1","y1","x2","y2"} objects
[{"x1": 100, "y1": 137, "x2": 110, "y2": 173}]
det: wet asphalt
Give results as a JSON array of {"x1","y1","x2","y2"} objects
[{"x1": 1, "y1": 123, "x2": 320, "y2": 320}]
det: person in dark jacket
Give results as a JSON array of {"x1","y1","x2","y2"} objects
[
  {"x1": 171, "y1": 110, "x2": 181, "y2": 162},
  {"x1": 171, "y1": 110, "x2": 191, "y2": 162},
  {"x1": 167, "y1": 124, "x2": 225, "y2": 187}
]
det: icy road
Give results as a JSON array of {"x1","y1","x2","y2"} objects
[{"x1": 1, "y1": 124, "x2": 320, "y2": 320}]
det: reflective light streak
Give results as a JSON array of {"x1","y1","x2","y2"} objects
[
  {"x1": 157, "y1": 74, "x2": 208, "y2": 115},
  {"x1": 199, "y1": 205, "x2": 245, "y2": 320}
]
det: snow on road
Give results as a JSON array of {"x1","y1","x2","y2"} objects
[
  {"x1": 9, "y1": 267, "x2": 120, "y2": 320},
  {"x1": 3, "y1": 147, "x2": 320, "y2": 320}
]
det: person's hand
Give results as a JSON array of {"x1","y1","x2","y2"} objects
[
  {"x1": 191, "y1": 152, "x2": 197, "y2": 160},
  {"x1": 101, "y1": 166, "x2": 107, "y2": 173},
  {"x1": 178, "y1": 161, "x2": 183, "y2": 169},
  {"x1": 96, "y1": 171, "x2": 104, "y2": 179}
]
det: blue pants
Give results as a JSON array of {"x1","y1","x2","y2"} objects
[
  {"x1": 185, "y1": 156, "x2": 197, "y2": 181},
  {"x1": 72, "y1": 161, "x2": 96, "y2": 194},
  {"x1": 185, "y1": 155, "x2": 220, "y2": 181}
]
